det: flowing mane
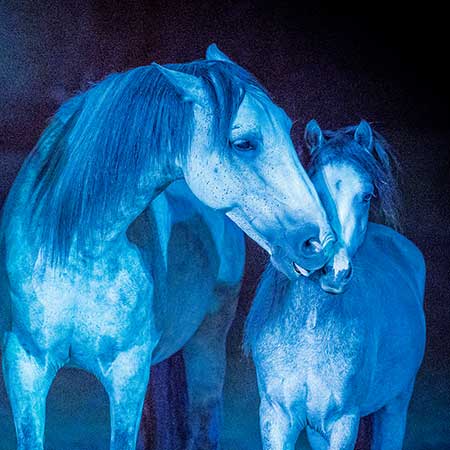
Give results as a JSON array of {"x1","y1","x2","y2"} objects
[
  {"x1": 27, "y1": 60, "x2": 268, "y2": 264},
  {"x1": 308, "y1": 125, "x2": 401, "y2": 229}
]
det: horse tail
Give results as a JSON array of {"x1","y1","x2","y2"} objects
[{"x1": 243, "y1": 263, "x2": 289, "y2": 356}]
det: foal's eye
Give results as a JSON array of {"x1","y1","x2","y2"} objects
[
  {"x1": 231, "y1": 139, "x2": 257, "y2": 152},
  {"x1": 362, "y1": 193, "x2": 373, "y2": 203}
]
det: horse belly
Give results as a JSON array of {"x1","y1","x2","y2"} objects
[{"x1": 150, "y1": 266, "x2": 217, "y2": 364}]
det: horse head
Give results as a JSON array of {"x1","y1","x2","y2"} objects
[
  {"x1": 154, "y1": 45, "x2": 335, "y2": 279},
  {"x1": 305, "y1": 119, "x2": 399, "y2": 293}
]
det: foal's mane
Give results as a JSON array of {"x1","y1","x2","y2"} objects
[
  {"x1": 308, "y1": 125, "x2": 401, "y2": 230},
  {"x1": 28, "y1": 59, "x2": 268, "y2": 264}
]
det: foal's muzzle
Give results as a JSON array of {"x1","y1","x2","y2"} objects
[{"x1": 319, "y1": 261, "x2": 353, "y2": 294}]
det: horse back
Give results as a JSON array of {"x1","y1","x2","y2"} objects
[
  {"x1": 354, "y1": 223, "x2": 426, "y2": 413},
  {"x1": 365, "y1": 222, "x2": 426, "y2": 303}
]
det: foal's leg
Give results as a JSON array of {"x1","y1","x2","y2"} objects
[
  {"x1": 259, "y1": 395, "x2": 302, "y2": 450},
  {"x1": 2, "y1": 332, "x2": 58, "y2": 450},
  {"x1": 99, "y1": 344, "x2": 153, "y2": 450},
  {"x1": 371, "y1": 384, "x2": 414, "y2": 450},
  {"x1": 183, "y1": 284, "x2": 239, "y2": 450}
]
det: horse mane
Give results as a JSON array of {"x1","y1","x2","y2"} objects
[
  {"x1": 243, "y1": 264, "x2": 290, "y2": 355},
  {"x1": 308, "y1": 125, "x2": 402, "y2": 230},
  {"x1": 29, "y1": 59, "x2": 268, "y2": 264}
]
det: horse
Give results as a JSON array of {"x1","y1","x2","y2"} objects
[
  {"x1": 245, "y1": 120, "x2": 426, "y2": 450},
  {"x1": 0, "y1": 44, "x2": 335, "y2": 450}
]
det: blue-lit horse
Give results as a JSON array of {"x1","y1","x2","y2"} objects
[
  {"x1": 245, "y1": 120, "x2": 426, "y2": 450},
  {"x1": 0, "y1": 45, "x2": 334, "y2": 449}
]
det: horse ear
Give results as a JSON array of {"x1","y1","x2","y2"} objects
[
  {"x1": 304, "y1": 119, "x2": 324, "y2": 153},
  {"x1": 205, "y1": 43, "x2": 234, "y2": 63},
  {"x1": 153, "y1": 63, "x2": 205, "y2": 104},
  {"x1": 354, "y1": 120, "x2": 373, "y2": 150}
]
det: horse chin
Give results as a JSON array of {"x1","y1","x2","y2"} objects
[
  {"x1": 269, "y1": 256, "x2": 316, "y2": 281},
  {"x1": 319, "y1": 276, "x2": 349, "y2": 295},
  {"x1": 293, "y1": 262, "x2": 313, "y2": 277}
]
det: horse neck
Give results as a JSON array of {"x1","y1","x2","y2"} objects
[
  {"x1": 110, "y1": 169, "x2": 180, "y2": 238},
  {"x1": 286, "y1": 278, "x2": 338, "y2": 326},
  {"x1": 19, "y1": 124, "x2": 183, "y2": 256}
]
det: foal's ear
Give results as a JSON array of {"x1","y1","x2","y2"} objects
[
  {"x1": 153, "y1": 63, "x2": 205, "y2": 105},
  {"x1": 205, "y1": 43, "x2": 234, "y2": 63},
  {"x1": 354, "y1": 120, "x2": 373, "y2": 150},
  {"x1": 304, "y1": 119, "x2": 324, "y2": 153}
]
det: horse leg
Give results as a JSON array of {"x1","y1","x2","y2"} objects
[
  {"x1": 259, "y1": 395, "x2": 302, "y2": 450},
  {"x1": 2, "y1": 332, "x2": 58, "y2": 450},
  {"x1": 323, "y1": 413, "x2": 360, "y2": 450},
  {"x1": 371, "y1": 384, "x2": 414, "y2": 450},
  {"x1": 306, "y1": 427, "x2": 328, "y2": 450},
  {"x1": 182, "y1": 283, "x2": 239, "y2": 450},
  {"x1": 99, "y1": 344, "x2": 153, "y2": 450}
]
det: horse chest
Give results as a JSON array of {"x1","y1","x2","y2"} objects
[
  {"x1": 21, "y1": 243, "x2": 156, "y2": 368},
  {"x1": 258, "y1": 299, "x2": 370, "y2": 419}
]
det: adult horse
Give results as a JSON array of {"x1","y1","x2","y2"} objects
[
  {"x1": 245, "y1": 121, "x2": 426, "y2": 449},
  {"x1": 0, "y1": 45, "x2": 334, "y2": 449}
]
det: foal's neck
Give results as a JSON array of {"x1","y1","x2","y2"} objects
[{"x1": 288, "y1": 278, "x2": 341, "y2": 328}]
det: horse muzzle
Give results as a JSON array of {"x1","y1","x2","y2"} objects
[
  {"x1": 319, "y1": 261, "x2": 353, "y2": 294},
  {"x1": 271, "y1": 231, "x2": 336, "y2": 280}
]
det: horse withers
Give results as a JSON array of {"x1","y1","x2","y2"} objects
[{"x1": 245, "y1": 120, "x2": 426, "y2": 450}]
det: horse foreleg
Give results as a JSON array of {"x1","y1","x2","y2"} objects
[
  {"x1": 324, "y1": 412, "x2": 360, "y2": 450},
  {"x1": 99, "y1": 343, "x2": 152, "y2": 450},
  {"x1": 371, "y1": 384, "x2": 414, "y2": 450},
  {"x1": 2, "y1": 332, "x2": 58, "y2": 450},
  {"x1": 183, "y1": 284, "x2": 239, "y2": 450},
  {"x1": 259, "y1": 395, "x2": 302, "y2": 450}
]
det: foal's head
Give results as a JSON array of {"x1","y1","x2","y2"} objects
[{"x1": 304, "y1": 119, "x2": 400, "y2": 293}]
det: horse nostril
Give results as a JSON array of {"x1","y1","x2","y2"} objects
[
  {"x1": 322, "y1": 233, "x2": 336, "y2": 250},
  {"x1": 343, "y1": 264, "x2": 353, "y2": 281},
  {"x1": 301, "y1": 237, "x2": 323, "y2": 256}
]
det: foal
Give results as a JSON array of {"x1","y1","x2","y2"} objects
[{"x1": 245, "y1": 120, "x2": 426, "y2": 450}]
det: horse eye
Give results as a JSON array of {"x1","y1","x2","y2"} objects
[
  {"x1": 362, "y1": 193, "x2": 373, "y2": 203},
  {"x1": 232, "y1": 139, "x2": 257, "y2": 152}
]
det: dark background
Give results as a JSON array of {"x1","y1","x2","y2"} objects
[{"x1": 0, "y1": 1, "x2": 449, "y2": 449}]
